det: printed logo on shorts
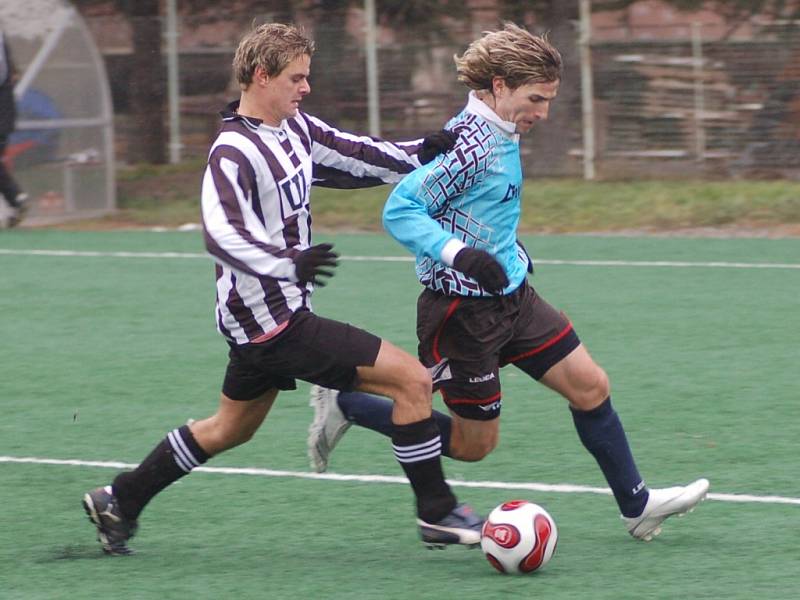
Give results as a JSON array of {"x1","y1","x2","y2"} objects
[
  {"x1": 478, "y1": 400, "x2": 502, "y2": 412},
  {"x1": 468, "y1": 372, "x2": 496, "y2": 383},
  {"x1": 429, "y1": 359, "x2": 452, "y2": 384}
]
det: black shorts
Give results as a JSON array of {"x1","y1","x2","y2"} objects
[
  {"x1": 417, "y1": 283, "x2": 580, "y2": 421},
  {"x1": 222, "y1": 310, "x2": 382, "y2": 401}
]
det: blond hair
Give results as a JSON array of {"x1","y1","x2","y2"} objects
[
  {"x1": 233, "y1": 23, "x2": 315, "y2": 87},
  {"x1": 454, "y1": 23, "x2": 562, "y2": 91}
]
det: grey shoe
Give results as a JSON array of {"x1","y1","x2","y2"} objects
[
  {"x1": 622, "y1": 478, "x2": 710, "y2": 541},
  {"x1": 8, "y1": 193, "x2": 29, "y2": 228},
  {"x1": 418, "y1": 503, "x2": 483, "y2": 549},
  {"x1": 82, "y1": 485, "x2": 138, "y2": 555},
  {"x1": 307, "y1": 385, "x2": 351, "y2": 473}
]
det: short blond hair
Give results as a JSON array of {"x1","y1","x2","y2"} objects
[
  {"x1": 233, "y1": 23, "x2": 315, "y2": 87},
  {"x1": 454, "y1": 23, "x2": 562, "y2": 91}
]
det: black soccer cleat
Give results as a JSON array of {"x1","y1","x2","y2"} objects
[
  {"x1": 417, "y1": 503, "x2": 483, "y2": 549},
  {"x1": 82, "y1": 485, "x2": 138, "y2": 555}
]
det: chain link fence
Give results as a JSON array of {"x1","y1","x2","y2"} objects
[
  {"x1": 590, "y1": 22, "x2": 800, "y2": 179},
  {"x1": 87, "y1": 6, "x2": 800, "y2": 180}
]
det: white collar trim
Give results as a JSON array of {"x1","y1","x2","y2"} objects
[{"x1": 466, "y1": 91, "x2": 518, "y2": 138}]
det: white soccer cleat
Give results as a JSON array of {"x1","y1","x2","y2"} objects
[
  {"x1": 622, "y1": 478, "x2": 710, "y2": 541},
  {"x1": 307, "y1": 385, "x2": 351, "y2": 473}
]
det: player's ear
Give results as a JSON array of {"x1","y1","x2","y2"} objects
[
  {"x1": 254, "y1": 66, "x2": 270, "y2": 86},
  {"x1": 492, "y1": 76, "x2": 507, "y2": 97}
]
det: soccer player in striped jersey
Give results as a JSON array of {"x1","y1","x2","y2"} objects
[
  {"x1": 309, "y1": 24, "x2": 709, "y2": 543},
  {"x1": 82, "y1": 23, "x2": 480, "y2": 556}
]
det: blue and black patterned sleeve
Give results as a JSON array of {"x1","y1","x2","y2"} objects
[{"x1": 383, "y1": 124, "x2": 494, "y2": 263}]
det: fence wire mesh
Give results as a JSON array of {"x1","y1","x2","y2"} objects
[{"x1": 81, "y1": 6, "x2": 800, "y2": 180}]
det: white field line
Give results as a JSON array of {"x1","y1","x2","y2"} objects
[
  {"x1": 1, "y1": 248, "x2": 800, "y2": 269},
  {"x1": 2, "y1": 455, "x2": 799, "y2": 506}
]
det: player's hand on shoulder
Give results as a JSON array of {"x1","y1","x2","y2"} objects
[
  {"x1": 418, "y1": 129, "x2": 458, "y2": 164},
  {"x1": 294, "y1": 243, "x2": 339, "y2": 286},
  {"x1": 453, "y1": 247, "x2": 509, "y2": 294}
]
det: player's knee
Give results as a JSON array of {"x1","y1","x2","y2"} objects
[
  {"x1": 579, "y1": 365, "x2": 610, "y2": 409},
  {"x1": 565, "y1": 364, "x2": 610, "y2": 411},
  {"x1": 230, "y1": 425, "x2": 258, "y2": 447},
  {"x1": 397, "y1": 360, "x2": 433, "y2": 404},
  {"x1": 456, "y1": 438, "x2": 496, "y2": 461},
  {"x1": 592, "y1": 365, "x2": 610, "y2": 399},
  {"x1": 450, "y1": 425, "x2": 497, "y2": 461},
  {"x1": 202, "y1": 418, "x2": 257, "y2": 452}
]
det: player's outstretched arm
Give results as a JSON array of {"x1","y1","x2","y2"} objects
[{"x1": 300, "y1": 113, "x2": 456, "y2": 187}]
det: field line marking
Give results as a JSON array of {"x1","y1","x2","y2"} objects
[
  {"x1": 534, "y1": 259, "x2": 800, "y2": 270},
  {"x1": 0, "y1": 248, "x2": 209, "y2": 259},
  {"x1": 2, "y1": 455, "x2": 799, "y2": 506},
  {"x1": 2, "y1": 248, "x2": 800, "y2": 269}
]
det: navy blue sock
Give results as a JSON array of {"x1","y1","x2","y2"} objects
[
  {"x1": 338, "y1": 391, "x2": 453, "y2": 457},
  {"x1": 571, "y1": 397, "x2": 649, "y2": 517}
]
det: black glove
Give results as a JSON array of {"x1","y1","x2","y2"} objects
[
  {"x1": 294, "y1": 243, "x2": 339, "y2": 286},
  {"x1": 418, "y1": 129, "x2": 458, "y2": 164},
  {"x1": 453, "y1": 247, "x2": 509, "y2": 294}
]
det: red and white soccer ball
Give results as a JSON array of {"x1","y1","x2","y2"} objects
[{"x1": 480, "y1": 500, "x2": 558, "y2": 575}]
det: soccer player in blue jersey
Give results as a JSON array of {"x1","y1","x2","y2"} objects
[
  {"x1": 81, "y1": 23, "x2": 479, "y2": 556},
  {"x1": 309, "y1": 23, "x2": 709, "y2": 542}
]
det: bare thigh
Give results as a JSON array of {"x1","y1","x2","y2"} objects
[{"x1": 355, "y1": 339, "x2": 432, "y2": 425}]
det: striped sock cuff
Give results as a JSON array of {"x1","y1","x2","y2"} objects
[
  {"x1": 167, "y1": 425, "x2": 209, "y2": 473},
  {"x1": 393, "y1": 435, "x2": 442, "y2": 464}
]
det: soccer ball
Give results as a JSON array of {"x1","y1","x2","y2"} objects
[{"x1": 480, "y1": 500, "x2": 558, "y2": 574}]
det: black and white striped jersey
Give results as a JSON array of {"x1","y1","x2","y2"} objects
[{"x1": 202, "y1": 102, "x2": 424, "y2": 345}]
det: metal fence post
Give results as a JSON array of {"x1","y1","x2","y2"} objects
[
  {"x1": 691, "y1": 21, "x2": 706, "y2": 164},
  {"x1": 579, "y1": 0, "x2": 596, "y2": 180},
  {"x1": 165, "y1": 0, "x2": 182, "y2": 164},
  {"x1": 364, "y1": 0, "x2": 380, "y2": 137}
]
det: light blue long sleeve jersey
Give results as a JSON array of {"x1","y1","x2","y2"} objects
[{"x1": 383, "y1": 92, "x2": 532, "y2": 297}]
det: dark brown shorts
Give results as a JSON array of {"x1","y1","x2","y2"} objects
[
  {"x1": 222, "y1": 310, "x2": 382, "y2": 401},
  {"x1": 417, "y1": 283, "x2": 580, "y2": 420}
]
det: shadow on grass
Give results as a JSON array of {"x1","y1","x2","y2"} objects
[{"x1": 38, "y1": 545, "x2": 114, "y2": 561}]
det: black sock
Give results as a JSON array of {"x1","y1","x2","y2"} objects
[
  {"x1": 571, "y1": 397, "x2": 649, "y2": 517},
  {"x1": 392, "y1": 417, "x2": 457, "y2": 523},
  {"x1": 113, "y1": 425, "x2": 210, "y2": 520},
  {"x1": 339, "y1": 391, "x2": 453, "y2": 457}
]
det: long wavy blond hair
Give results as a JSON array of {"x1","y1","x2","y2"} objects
[{"x1": 454, "y1": 23, "x2": 562, "y2": 90}]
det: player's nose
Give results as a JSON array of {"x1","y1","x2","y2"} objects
[{"x1": 536, "y1": 101, "x2": 551, "y2": 121}]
